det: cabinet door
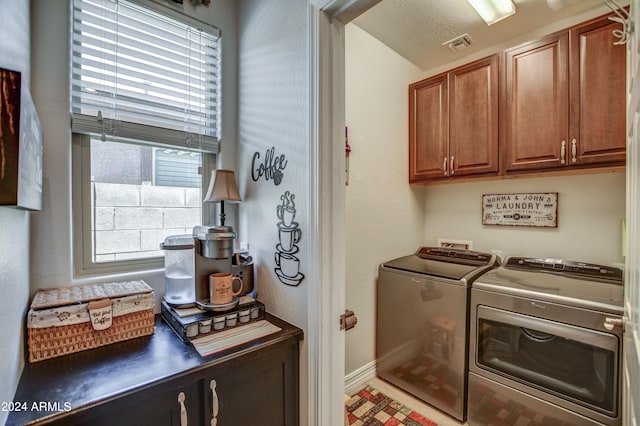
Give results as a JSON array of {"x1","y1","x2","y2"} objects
[
  {"x1": 126, "y1": 380, "x2": 204, "y2": 426},
  {"x1": 205, "y1": 343, "x2": 299, "y2": 426},
  {"x1": 409, "y1": 73, "x2": 449, "y2": 181},
  {"x1": 504, "y1": 32, "x2": 569, "y2": 171},
  {"x1": 449, "y1": 54, "x2": 499, "y2": 177},
  {"x1": 51, "y1": 378, "x2": 204, "y2": 426},
  {"x1": 569, "y1": 15, "x2": 626, "y2": 166}
]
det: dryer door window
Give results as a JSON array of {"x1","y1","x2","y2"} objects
[{"x1": 475, "y1": 305, "x2": 619, "y2": 416}]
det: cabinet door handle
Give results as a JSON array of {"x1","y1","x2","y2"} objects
[
  {"x1": 210, "y1": 379, "x2": 219, "y2": 426},
  {"x1": 560, "y1": 140, "x2": 566, "y2": 164},
  {"x1": 450, "y1": 156, "x2": 455, "y2": 175},
  {"x1": 571, "y1": 139, "x2": 577, "y2": 163},
  {"x1": 178, "y1": 391, "x2": 188, "y2": 426},
  {"x1": 443, "y1": 157, "x2": 448, "y2": 176}
]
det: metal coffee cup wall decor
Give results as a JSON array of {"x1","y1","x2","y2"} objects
[
  {"x1": 482, "y1": 192, "x2": 558, "y2": 227},
  {"x1": 274, "y1": 191, "x2": 304, "y2": 286}
]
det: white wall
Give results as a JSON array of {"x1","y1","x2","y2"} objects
[
  {"x1": 237, "y1": 0, "x2": 310, "y2": 421},
  {"x1": 29, "y1": 0, "x2": 238, "y2": 309},
  {"x1": 344, "y1": 23, "x2": 425, "y2": 374},
  {"x1": 424, "y1": 173, "x2": 626, "y2": 265},
  {"x1": 0, "y1": 1, "x2": 31, "y2": 424}
]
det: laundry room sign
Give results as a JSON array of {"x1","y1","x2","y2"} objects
[{"x1": 482, "y1": 192, "x2": 558, "y2": 227}]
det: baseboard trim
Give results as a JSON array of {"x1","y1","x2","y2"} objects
[{"x1": 344, "y1": 360, "x2": 377, "y2": 395}]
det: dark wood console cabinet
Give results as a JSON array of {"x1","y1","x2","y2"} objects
[{"x1": 8, "y1": 314, "x2": 302, "y2": 426}]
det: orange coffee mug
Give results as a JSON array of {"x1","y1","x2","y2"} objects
[{"x1": 209, "y1": 272, "x2": 243, "y2": 305}]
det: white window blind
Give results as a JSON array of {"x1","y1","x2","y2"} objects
[{"x1": 71, "y1": 0, "x2": 220, "y2": 153}]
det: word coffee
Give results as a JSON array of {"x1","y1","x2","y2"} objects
[{"x1": 251, "y1": 146, "x2": 288, "y2": 185}]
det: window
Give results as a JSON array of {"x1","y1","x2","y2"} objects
[
  {"x1": 71, "y1": 0, "x2": 221, "y2": 275},
  {"x1": 154, "y1": 149, "x2": 202, "y2": 188}
]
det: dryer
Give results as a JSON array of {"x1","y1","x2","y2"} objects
[{"x1": 467, "y1": 257, "x2": 624, "y2": 425}]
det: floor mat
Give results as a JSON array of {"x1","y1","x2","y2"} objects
[{"x1": 346, "y1": 385, "x2": 438, "y2": 426}]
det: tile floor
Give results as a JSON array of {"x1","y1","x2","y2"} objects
[{"x1": 366, "y1": 377, "x2": 468, "y2": 426}]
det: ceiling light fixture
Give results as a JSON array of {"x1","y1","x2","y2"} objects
[{"x1": 466, "y1": 0, "x2": 516, "y2": 25}]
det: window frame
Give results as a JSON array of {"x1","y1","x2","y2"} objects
[{"x1": 72, "y1": 134, "x2": 216, "y2": 276}]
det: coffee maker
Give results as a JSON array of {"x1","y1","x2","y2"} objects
[
  {"x1": 161, "y1": 224, "x2": 262, "y2": 342},
  {"x1": 192, "y1": 225, "x2": 235, "y2": 301}
]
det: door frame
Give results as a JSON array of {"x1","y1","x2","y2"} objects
[
  {"x1": 307, "y1": 5, "x2": 345, "y2": 425},
  {"x1": 309, "y1": 2, "x2": 640, "y2": 425},
  {"x1": 624, "y1": 1, "x2": 640, "y2": 424},
  {"x1": 307, "y1": 1, "x2": 380, "y2": 425}
]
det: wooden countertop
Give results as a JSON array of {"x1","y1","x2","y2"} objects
[{"x1": 7, "y1": 313, "x2": 302, "y2": 425}]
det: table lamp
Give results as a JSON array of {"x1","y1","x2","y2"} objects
[{"x1": 203, "y1": 169, "x2": 242, "y2": 227}]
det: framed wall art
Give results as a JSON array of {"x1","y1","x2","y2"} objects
[{"x1": 0, "y1": 68, "x2": 43, "y2": 211}]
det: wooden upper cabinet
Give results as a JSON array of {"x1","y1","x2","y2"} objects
[
  {"x1": 449, "y1": 54, "x2": 499, "y2": 177},
  {"x1": 409, "y1": 73, "x2": 449, "y2": 181},
  {"x1": 409, "y1": 12, "x2": 625, "y2": 183},
  {"x1": 409, "y1": 55, "x2": 499, "y2": 182},
  {"x1": 570, "y1": 16, "x2": 626, "y2": 166},
  {"x1": 504, "y1": 13, "x2": 626, "y2": 172},
  {"x1": 504, "y1": 32, "x2": 569, "y2": 171}
]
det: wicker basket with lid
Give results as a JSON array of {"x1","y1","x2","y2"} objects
[{"x1": 27, "y1": 280, "x2": 155, "y2": 362}]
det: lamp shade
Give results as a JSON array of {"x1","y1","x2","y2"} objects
[{"x1": 203, "y1": 170, "x2": 242, "y2": 203}]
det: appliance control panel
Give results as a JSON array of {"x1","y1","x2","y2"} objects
[
  {"x1": 416, "y1": 247, "x2": 494, "y2": 265},
  {"x1": 505, "y1": 257, "x2": 623, "y2": 282}
]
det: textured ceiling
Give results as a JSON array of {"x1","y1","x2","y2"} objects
[{"x1": 352, "y1": 0, "x2": 625, "y2": 72}]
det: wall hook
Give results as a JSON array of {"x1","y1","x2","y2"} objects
[
  {"x1": 345, "y1": 126, "x2": 351, "y2": 186},
  {"x1": 604, "y1": 0, "x2": 633, "y2": 45}
]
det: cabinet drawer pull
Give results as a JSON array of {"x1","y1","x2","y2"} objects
[
  {"x1": 450, "y1": 156, "x2": 454, "y2": 175},
  {"x1": 571, "y1": 139, "x2": 577, "y2": 163},
  {"x1": 443, "y1": 157, "x2": 447, "y2": 175},
  {"x1": 178, "y1": 391, "x2": 188, "y2": 426},
  {"x1": 210, "y1": 379, "x2": 219, "y2": 426},
  {"x1": 560, "y1": 140, "x2": 566, "y2": 164}
]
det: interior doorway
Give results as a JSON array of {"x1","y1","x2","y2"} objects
[{"x1": 312, "y1": 1, "x2": 640, "y2": 426}]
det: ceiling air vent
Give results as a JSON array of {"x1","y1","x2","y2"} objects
[{"x1": 443, "y1": 34, "x2": 473, "y2": 52}]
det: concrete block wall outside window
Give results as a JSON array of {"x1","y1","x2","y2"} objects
[{"x1": 92, "y1": 182, "x2": 202, "y2": 262}]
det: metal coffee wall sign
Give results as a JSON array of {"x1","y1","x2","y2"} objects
[
  {"x1": 251, "y1": 146, "x2": 288, "y2": 186},
  {"x1": 482, "y1": 192, "x2": 558, "y2": 228}
]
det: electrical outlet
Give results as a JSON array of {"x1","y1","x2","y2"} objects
[{"x1": 491, "y1": 250, "x2": 504, "y2": 259}]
